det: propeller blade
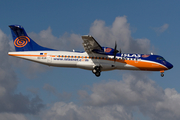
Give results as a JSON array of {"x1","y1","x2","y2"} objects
[
  {"x1": 114, "y1": 41, "x2": 118, "y2": 62},
  {"x1": 115, "y1": 41, "x2": 117, "y2": 51}
]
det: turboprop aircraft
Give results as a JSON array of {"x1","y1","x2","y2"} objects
[{"x1": 8, "y1": 25, "x2": 173, "y2": 77}]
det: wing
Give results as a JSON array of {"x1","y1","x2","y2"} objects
[{"x1": 82, "y1": 35, "x2": 103, "y2": 53}]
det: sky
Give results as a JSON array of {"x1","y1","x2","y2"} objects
[{"x1": 0, "y1": 0, "x2": 180, "y2": 120}]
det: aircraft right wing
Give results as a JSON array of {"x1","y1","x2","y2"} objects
[{"x1": 82, "y1": 35, "x2": 103, "y2": 54}]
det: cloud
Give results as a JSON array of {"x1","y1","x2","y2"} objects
[
  {"x1": 29, "y1": 27, "x2": 83, "y2": 51},
  {"x1": 41, "y1": 102, "x2": 133, "y2": 120},
  {"x1": 39, "y1": 72, "x2": 180, "y2": 120},
  {"x1": 43, "y1": 83, "x2": 72, "y2": 101},
  {"x1": 0, "y1": 113, "x2": 28, "y2": 120},
  {"x1": 0, "y1": 29, "x2": 44, "y2": 114},
  {"x1": 78, "y1": 72, "x2": 180, "y2": 120},
  {"x1": 86, "y1": 72, "x2": 162, "y2": 106},
  {"x1": 43, "y1": 83, "x2": 57, "y2": 94},
  {"x1": 27, "y1": 87, "x2": 39, "y2": 95},
  {"x1": 27, "y1": 16, "x2": 152, "y2": 54},
  {"x1": 89, "y1": 16, "x2": 152, "y2": 53},
  {"x1": 153, "y1": 23, "x2": 169, "y2": 34}
]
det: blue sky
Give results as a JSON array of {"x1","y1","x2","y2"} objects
[{"x1": 0, "y1": 0, "x2": 180, "y2": 120}]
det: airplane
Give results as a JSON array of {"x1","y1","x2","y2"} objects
[{"x1": 8, "y1": 25, "x2": 173, "y2": 77}]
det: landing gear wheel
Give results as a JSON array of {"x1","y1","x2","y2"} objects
[
  {"x1": 161, "y1": 73, "x2": 164, "y2": 77},
  {"x1": 95, "y1": 71, "x2": 101, "y2": 77},
  {"x1": 92, "y1": 66, "x2": 101, "y2": 77},
  {"x1": 94, "y1": 66, "x2": 101, "y2": 72},
  {"x1": 92, "y1": 69, "x2": 97, "y2": 74}
]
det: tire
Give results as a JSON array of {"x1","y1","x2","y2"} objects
[
  {"x1": 92, "y1": 69, "x2": 97, "y2": 74},
  {"x1": 94, "y1": 66, "x2": 101, "y2": 72},
  {"x1": 95, "y1": 71, "x2": 101, "y2": 77}
]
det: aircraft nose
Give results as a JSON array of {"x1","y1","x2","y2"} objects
[{"x1": 167, "y1": 62, "x2": 173, "y2": 69}]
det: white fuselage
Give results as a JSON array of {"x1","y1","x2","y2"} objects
[{"x1": 8, "y1": 51, "x2": 138, "y2": 71}]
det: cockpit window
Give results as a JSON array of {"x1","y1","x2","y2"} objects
[{"x1": 156, "y1": 57, "x2": 165, "y2": 61}]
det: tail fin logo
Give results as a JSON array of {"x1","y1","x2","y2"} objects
[{"x1": 14, "y1": 36, "x2": 30, "y2": 48}]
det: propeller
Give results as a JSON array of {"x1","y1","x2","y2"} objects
[{"x1": 113, "y1": 41, "x2": 119, "y2": 62}]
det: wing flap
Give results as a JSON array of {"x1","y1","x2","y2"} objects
[{"x1": 82, "y1": 35, "x2": 103, "y2": 53}]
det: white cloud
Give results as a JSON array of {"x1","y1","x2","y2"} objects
[
  {"x1": 89, "y1": 16, "x2": 152, "y2": 53},
  {"x1": 41, "y1": 102, "x2": 133, "y2": 120},
  {"x1": 153, "y1": 23, "x2": 169, "y2": 34},
  {"x1": 29, "y1": 71, "x2": 180, "y2": 120},
  {"x1": 29, "y1": 27, "x2": 83, "y2": 51},
  {"x1": 40, "y1": 72, "x2": 180, "y2": 120},
  {"x1": 28, "y1": 16, "x2": 152, "y2": 54},
  {"x1": 78, "y1": 72, "x2": 180, "y2": 120}
]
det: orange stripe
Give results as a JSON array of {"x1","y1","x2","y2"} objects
[
  {"x1": 8, "y1": 54, "x2": 47, "y2": 57},
  {"x1": 98, "y1": 58, "x2": 167, "y2": 71},
  {"x1": 120, "y1": 60, "x2": 168, "y2": 71}
]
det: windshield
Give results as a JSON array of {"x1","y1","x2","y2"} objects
[{"x1": 156, "y1": 57, "x2": 166, "y2": 61}]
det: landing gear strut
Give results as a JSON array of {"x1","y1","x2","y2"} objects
[
  {"x1": 160, "y1": 70, "x2": 164, "y2": 77},
  {"x1": 92, "y1": 66, "x2": 101, "y2": 77}
]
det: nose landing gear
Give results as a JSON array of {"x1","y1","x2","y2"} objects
[
  {"x1": 92, "y1": 66, "x2": 101, "y2": 77},
  {"x1": 160, "y1": 70, "x2": 164, "y2": 77}
]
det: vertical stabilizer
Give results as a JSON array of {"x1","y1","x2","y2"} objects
[{"x1": 9, "y1": 25, "x2": 56, "y2": 51}]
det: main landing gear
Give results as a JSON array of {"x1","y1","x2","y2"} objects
[
  {"x1": 92, "y1": 66, "x2": 101, "y2": 77},
  {"x1": 160, "y1": 70, "x2": 164, "y2": 77}
]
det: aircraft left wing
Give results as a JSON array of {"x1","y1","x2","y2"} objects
[{"x1": 82, "y1": 35, "x2": 103, "y2": 53}]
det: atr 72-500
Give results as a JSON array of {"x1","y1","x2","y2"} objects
[{"x1": 8, "y1": 25, "x2": 173, "y2": 77}]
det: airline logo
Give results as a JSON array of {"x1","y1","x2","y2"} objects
[
  {"x1": 142, "y1": 54, "x2": 150, "y2": 58},
  {"x1": 14, "y1": 36, "x2": 30, "y2": 48},
  {"x1": 105, "y1": 48, "x2": 112, "y2": 53}
]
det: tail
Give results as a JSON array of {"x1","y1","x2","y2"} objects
[{"x1": 9, "y1": 25, "x2": 56, "y2": 51}]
